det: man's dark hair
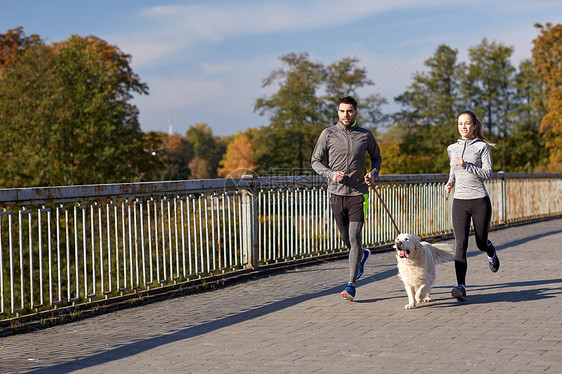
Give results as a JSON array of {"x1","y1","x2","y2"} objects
[{"x1": 338, "y1": 96, "x2": 357, "y2": 110}]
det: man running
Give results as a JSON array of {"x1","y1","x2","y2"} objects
[{"x1": 311, "y1": 96, "x2": 382, "y2": 301}]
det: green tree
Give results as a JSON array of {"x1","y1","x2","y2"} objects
[
  {"x1": 394, "y1": 44, "x2": 462, "y2": 172},
  {"x1": 254, "y1": 53, "x2": 386, "y2": 174},
  {"x1": 392, "y1": 40, "x2": 545, "y2": 173},
  {"x1": 460, "y1": 38, "x2": 516, "y2": 140},
  {"x1": 324, "y1": 56, "x2": 387, "y2": 129},
  {"x1": 498, "y1": 59, "x2": 549, "y2": 171},
  {"x1": 254, "y1": 52, "x2": 326, "y2": 173},
  {"x1": 0, "y1": 30, "x2": 152, "y2": 187},
  {"x1": 184, "y1": 123, "x2": 226, "y2": 179}
]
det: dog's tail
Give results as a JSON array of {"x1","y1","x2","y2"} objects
[{"x1": 426, "y1": 243, "x2": 455, "y2": 263}]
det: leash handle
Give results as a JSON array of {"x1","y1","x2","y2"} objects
[{"x1": 369, "y1": 184, "x2": 401, "y2": 235}]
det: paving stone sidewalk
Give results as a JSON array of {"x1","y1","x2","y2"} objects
[{"x1": 1, "y1": 219, "x2": 561, "y2": 374}]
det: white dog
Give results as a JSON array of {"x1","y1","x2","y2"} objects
[{"x1": 394, "y1": 233, "x2": 455, "y2": 309}]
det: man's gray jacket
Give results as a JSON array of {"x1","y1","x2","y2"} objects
[{"x1": 311, "y1": 122, "x2": 382, "y2": 196}]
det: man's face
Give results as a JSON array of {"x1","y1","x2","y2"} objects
[{"x1": 337, "y1": 103, "x2": 358, "y2": 127}]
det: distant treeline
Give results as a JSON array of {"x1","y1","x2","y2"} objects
[{"x1": 1, "y1": 23, "x2": 560, "y2": 188}]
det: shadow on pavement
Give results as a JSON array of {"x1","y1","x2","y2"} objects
[
  {"x1": 496, "y1": 228, "x2": 562, "y2": 250},
  {"x1": 26, "y1": 228, "x2": 562, "y2": 373},
  {"x1": 26, "y1": 265, "x2": 398, "y2": 373},
  {"x1": 428, "y1": 278, "x2": 562, "y2": 309}
]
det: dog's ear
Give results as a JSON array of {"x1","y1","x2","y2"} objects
[{"x1": 413, "y1": 235, "x2": 422, "y2": 249}]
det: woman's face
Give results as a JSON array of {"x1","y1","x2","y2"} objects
[{"x1": 458, "y1": 113, "x2": 475, "y2": 140}]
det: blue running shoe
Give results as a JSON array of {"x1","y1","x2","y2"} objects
[
  {"x1": 451, "y1": 284, "x2": 467, "y2": 302},
  {"x1": 356, "y1": 249, "x2": 371, "y2": 280},
  {"x1": 341, "y1": 283, "x2": 356, "y2": 301}
]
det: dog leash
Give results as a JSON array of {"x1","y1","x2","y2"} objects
[{"x1": 369, "y1": 184, "x2": 401, "y2": 235}]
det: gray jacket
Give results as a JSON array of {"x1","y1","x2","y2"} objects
[
  {"x1": 311, "y1": 122, "x2": 382, "y2": 196},
  {"x1": 447, "y1": 138, "x2": 492, "y2": 199}
]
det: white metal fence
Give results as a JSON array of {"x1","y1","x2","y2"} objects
[{"x1": 1, "y1": 172, "x2": 561, "y2": 320}]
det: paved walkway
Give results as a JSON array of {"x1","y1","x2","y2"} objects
[{"x1": 1, "y1": 219, "x2": 561, "y2": 374}]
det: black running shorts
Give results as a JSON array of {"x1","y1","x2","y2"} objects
[{"x1": 330, "y1": 194, "x2": 365, "y2": 224}]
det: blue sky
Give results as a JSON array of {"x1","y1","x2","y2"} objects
[{"x1": 2, "y1": 1, "x2": 561, "y2": 137}]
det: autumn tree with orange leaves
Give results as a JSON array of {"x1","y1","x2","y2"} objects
[
  {"x1": 0, "y1": 27, "x2": 42, "y2": 72},
  {"x1": 532, "y1": 23, "x2": 562, "y2": 171},
  {"x1": 217, "y1": 131, "x2": 256, "y2": 177}
]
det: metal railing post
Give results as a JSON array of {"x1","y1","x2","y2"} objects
[
  {"x1": 241, "y1": 174, "x2": 259, "y2": 270},
  {"x1": 498, "y1": 171, "x2": 507, "y2": 224}
]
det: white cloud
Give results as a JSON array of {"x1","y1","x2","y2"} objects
[{"x1": 118, "y1": 0, "x2": 453, "y2": 68}]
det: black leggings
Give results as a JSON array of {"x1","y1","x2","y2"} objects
[{"x1": 452, "y1": 196, "x2": 495, "y2": 285}]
